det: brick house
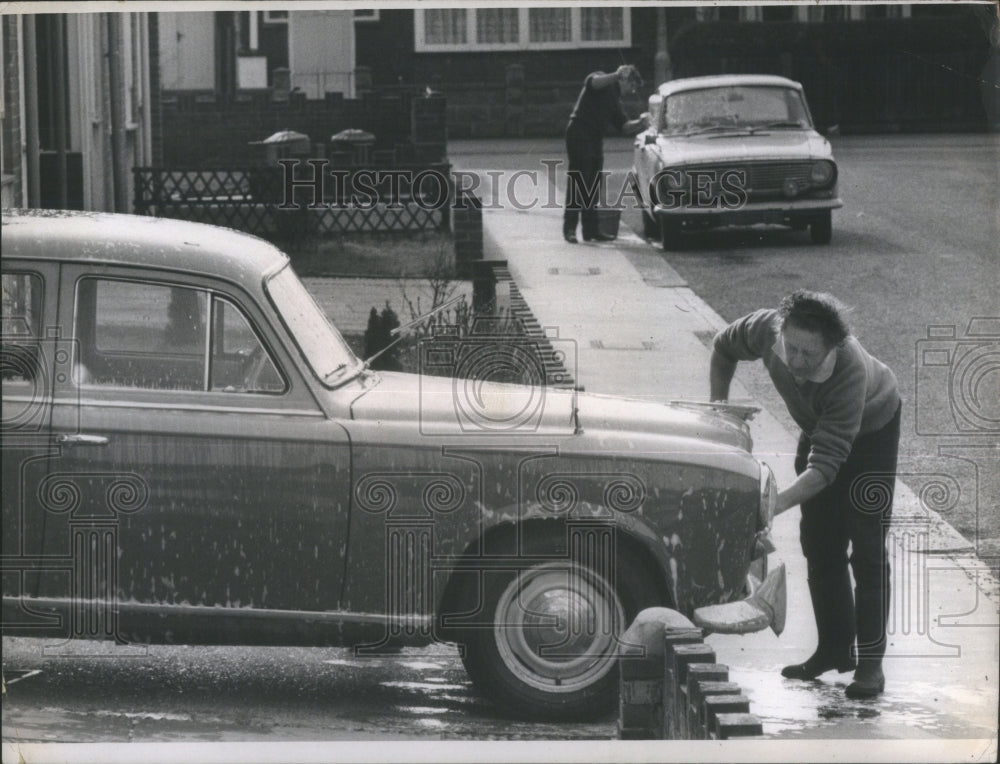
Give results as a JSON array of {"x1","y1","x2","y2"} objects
[{"x1": 352, "y1": 4, "x2": 994, "y2": 136}]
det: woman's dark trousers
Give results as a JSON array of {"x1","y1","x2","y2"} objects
[
  {"x1": 564, "y1": 122, "x2": 604, "y2": 239},
  {"x1": 794, "y1": 404, "x2": 901, "y2": 671}
]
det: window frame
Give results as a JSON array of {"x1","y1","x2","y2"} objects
[
  {"x1": 72, "y1": 274, "x2": 288, "y2": 397},
  {"x1": 414, "y1": 7, "x2": 631, "y2": 52}
]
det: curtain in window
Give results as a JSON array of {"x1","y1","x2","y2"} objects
[
  {"x1": 581, "y1": 8, "x2": 623, "y2": 42},
  {"x1": 529, "y1": 7, "x2": 571, "y2": 43},
  {"x1": 425, "y1": 9, "x2": 466, "y2": 45},
  {"x1": 476, "y1": 8, "x2": 518, "y2": 44}
]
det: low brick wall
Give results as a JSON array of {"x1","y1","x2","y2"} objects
[{"x1": 618, "y1": 608, "x2": 764, "y2": 740}]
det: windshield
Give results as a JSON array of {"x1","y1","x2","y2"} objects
[
  {"x1": 663, "y1": 86, "x2": 811, "y2": 134},
  {"x1": 264, "y1": 264, "x2": 361, "y2": 386}
]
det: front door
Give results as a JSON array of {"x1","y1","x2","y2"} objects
[{"x1": 44, "y1": 266, "x2": 351, "y2": 643}]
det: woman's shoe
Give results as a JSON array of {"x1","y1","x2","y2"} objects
[
  {"x1": 845, "y1": 663, "x2": 884, "y2": 699},
  {"x1": 781, "y1": 648, "x2": 857, "y2": 680}
]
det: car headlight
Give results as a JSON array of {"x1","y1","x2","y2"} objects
[
  {"x1": 758, "y1": 462, "x2": 777, "y2": 531},
  {"x1": 809, "y1": 160, "x2": 836, "y2": 187}
]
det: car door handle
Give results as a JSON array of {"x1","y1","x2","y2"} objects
[{"x1": 56, "y1": 433, "x2": 110, "y2": 446}]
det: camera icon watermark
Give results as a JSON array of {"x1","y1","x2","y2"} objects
[
  {"x1": 417, "y1": 322, "x2": 577, "y2": 435},
  {"x1": 1, "y1": 328, "x2": 81, "y2": 442},
  {"x1": 915, "y1": 318, "x2": 1000, "y2": 435}
]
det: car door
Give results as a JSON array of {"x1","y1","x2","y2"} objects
[
  {"x1": 43, "y1": 265, "x2": 352, "y2": 643},
  {"x1": 1, "y1": 261, "x2": 68, "y2": 633}
]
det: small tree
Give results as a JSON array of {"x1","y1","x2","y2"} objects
[{"x1": 363, "y1": 302, "x2": 402, "y2": 371}]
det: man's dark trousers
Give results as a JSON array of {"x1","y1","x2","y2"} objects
[
  {"x1": 794, "y1": 403, "x2": 902, "y2": 667},
  {"x1": 564, "y1": 121, "x2": 604, "y2": 239}
]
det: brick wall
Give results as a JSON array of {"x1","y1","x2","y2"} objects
[
  {"x1": 618, "y1": 609, "x2": 765, "y2": 740},
  {"x1": 158, "y1": 90, "x2": 447, "y2": 167}
]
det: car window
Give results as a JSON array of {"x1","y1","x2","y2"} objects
[
  {"x1": 665, "y1": 86, "x2": 809, "y2": 131},
  {"x1": 209, "y1": 296, "x2": 286, "y2": 393},
  {"x1": 75, "y1": 277, "x2": 285, "y2": 395},
  {"x1": 1, "y1": 271, "x2": 44, "y2": 384}
]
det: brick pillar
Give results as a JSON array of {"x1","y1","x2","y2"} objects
[{"x1": 453, "y1": 190, "x2": 483, "y2": 278}]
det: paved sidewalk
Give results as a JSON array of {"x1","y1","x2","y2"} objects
[{"x1": 449, "y1": 158, "x2": 998, "y2": 743}]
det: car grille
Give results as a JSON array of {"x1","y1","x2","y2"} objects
[
  {"x1": 745, "y1": 162, "x2": 813, "y2": 191},
  {"x1": 685, "y1": 161, "x2": 819, "y2": 200}
]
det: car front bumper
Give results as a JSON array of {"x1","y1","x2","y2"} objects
[
  {"x1": 691, "y1": 560, "x2": 787, "y2": 636},
  {"x1": 654, "y1": 197, "x2": 842, "y2": 224}
]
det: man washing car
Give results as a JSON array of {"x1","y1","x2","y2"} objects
[
  {"x1": 563, "y1": 64, "x2": 649, "y2": 243},
  {"x1": 710, "y1": 290, "x2": 901, "y2": 699}
]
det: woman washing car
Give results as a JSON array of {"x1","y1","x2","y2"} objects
[
  {"x1": 709, "y1": 290, "x2": 901, "y2": 699},
  {"x1": 563, "y1": 65, "x2": 649, "y2": 243}
]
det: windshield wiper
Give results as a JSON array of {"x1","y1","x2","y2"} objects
[
  {"x1": 749, "y1": 121, "x2": 805, "y2": 133},
  {"x1": 682, "y1": 123, "x2": 739, "y2": 137}
]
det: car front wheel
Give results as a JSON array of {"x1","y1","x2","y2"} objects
[
  {"x1": 810, "y1": 211, "x2": 832, "y2": 244},
  {"x1": 460, "y1": 557, "x2": 656, "y2": 720},
  {"x1": 641, "y1": 208, "x2": 659, "y2": 239},
  {"x1": 660, "y1": 218, "x2": 683, "y2": 250}
]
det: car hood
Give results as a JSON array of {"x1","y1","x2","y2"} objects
[
  {"x1": 348, "y1": 372, "x2": 753, "y2": 454},
  {"x1": 653, "y1": 129, "x2": 832, "y2": 166}
]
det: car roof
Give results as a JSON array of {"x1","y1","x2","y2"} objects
[
  {"x1": 656, "y1": 74, "x2": 803, "y2": 97},
  {"x1": 1, "y1": 209, "x2": 289, "y2": 289}
]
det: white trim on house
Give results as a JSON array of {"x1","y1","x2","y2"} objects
[{"x1": 414, "y1": 7, "x2": 631, "y2": 53}]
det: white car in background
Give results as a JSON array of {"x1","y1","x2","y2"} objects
[{"x1": 633, "y1": 74, "x2": 842, "y2": 249}]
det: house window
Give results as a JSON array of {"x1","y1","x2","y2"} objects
[
  {"x1": 529, "y1": 8, "x2": 571, "y2": 43},
  {"x1": 477, "y1": 8, "x2": 519, "y2": 45},
  {"x1": 416, "y1": 7, "x2": 630, "y2": 51},
  {"x1": 580, "y1": 8, "x2": 623, "y2": 42}
]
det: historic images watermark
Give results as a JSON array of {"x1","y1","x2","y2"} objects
[
  {"x1": 352, "y1": 447, "x2": 644, "y2": 663},
  {"x1": 277, "y1": 158, "x2": 750, "y2": 213},
  {"x1": 2, "y1": 328, "x2": 149, "y2": 654}
]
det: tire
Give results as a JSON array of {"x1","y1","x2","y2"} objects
[
  {"x1": 810, "y1": 211, "x2": 832, "y2": 244},
  {"x1": 660, "y1": 218, "x2": 682, "y2": 250},
  {"x1": 641, "y1": 209, "x2": 659, "y2": 239},
  {"x1": 459, "y1": 552, "x2": 660, "y2": 721}
]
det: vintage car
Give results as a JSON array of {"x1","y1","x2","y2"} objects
[
  {"x1": 1, "y1": 210, "x2": 784, "y2": 720},
  {"x1": 633, "y1": 74, "x2": 842, "y2": 249}
]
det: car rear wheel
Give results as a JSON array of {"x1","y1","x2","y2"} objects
[
  {"x1": 660, "y1": 218, "x2": 682, "y2": 250},
  {"x1": 460, "y1": 555, "x2": 658, "y2": 720},
  {"x1": 810, "y1": 211, "x2": 832, "y2": 244}
]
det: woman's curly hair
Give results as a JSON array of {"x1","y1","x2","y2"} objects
[{"x1": 778, "y1": 290, "x2": 851, "y2": 348}]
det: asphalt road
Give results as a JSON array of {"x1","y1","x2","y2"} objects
[
  {"x1": 3, "y1": 134, "x2": 998, "y2": 754},
  {"x1": 455, "y1": 132, "x2": 1000, "y2": 562}
]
